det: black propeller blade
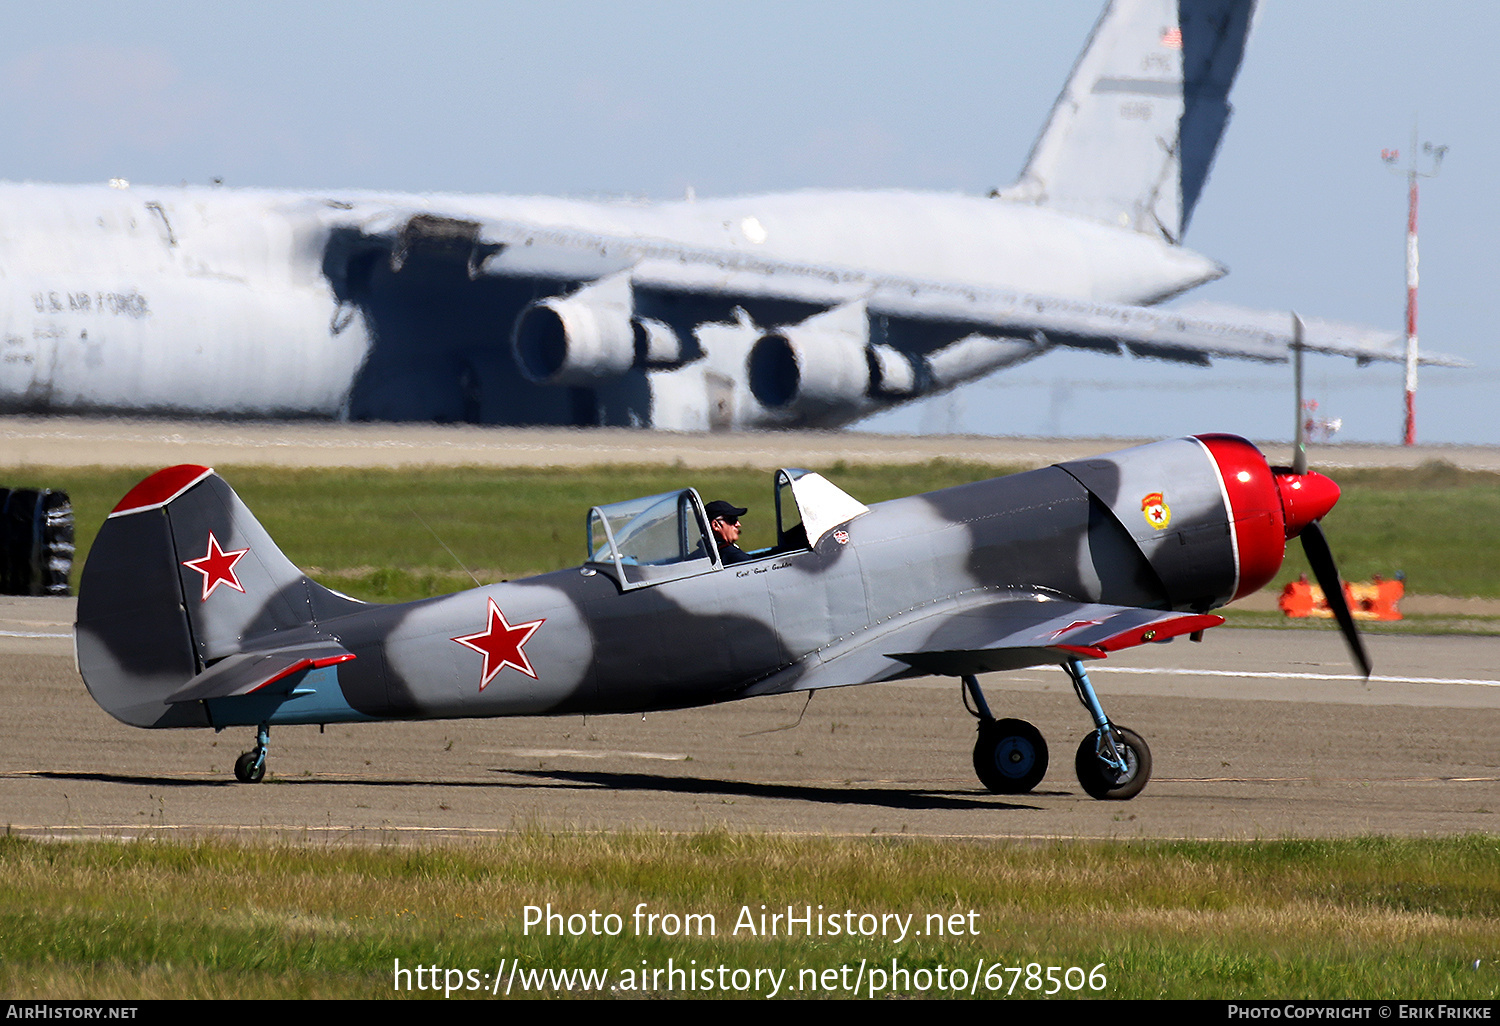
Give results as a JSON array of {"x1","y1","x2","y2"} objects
[
  {"x1": 1289, "y1": 313, "x2": 1371, "y2": 679},
  {"x1": 1299, "y1": 514, "x2": 1372, "y2": 679}
]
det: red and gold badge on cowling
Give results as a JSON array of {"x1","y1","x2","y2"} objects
[{"x1": 1141, "y1": 492, "x2": 1171, "y2": 530}]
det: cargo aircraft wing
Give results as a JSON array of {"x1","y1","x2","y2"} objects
[{"x1": 367, "y1": 209, "x2": 1463, "y2": 428}]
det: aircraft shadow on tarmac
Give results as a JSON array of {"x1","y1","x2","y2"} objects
[
  {"x1": 28, "y1": 768, "x2": 1050, "y2": 812},
  {"x1": 500, "y1": 767, "x2": 1047, "y2": 812},
  {"x1": 29, "y1": 770, "x2": 250, "y2": 789}
]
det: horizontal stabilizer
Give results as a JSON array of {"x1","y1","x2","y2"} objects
[{"x1": 167, "y1": 642, "x2": 356, "y2": 704}]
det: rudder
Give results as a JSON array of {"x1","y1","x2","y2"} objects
[{"x1": 1001, "y1": 0, "x2": 1256, "y2": 243}]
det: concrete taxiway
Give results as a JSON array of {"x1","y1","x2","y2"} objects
[
  {"x1": 5, "y1": 415, "x2": 1500, "y2": 471},
  {"x1": 2, "y1": 601, "x2": 1494, "y2": 841},
  {"x1": 2, "y1": 417, "x2": 1495, "y2": 841}
]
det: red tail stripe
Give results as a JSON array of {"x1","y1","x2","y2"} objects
[{"x1": 109, "y1": 465, "x2": 214, "y2": 517}]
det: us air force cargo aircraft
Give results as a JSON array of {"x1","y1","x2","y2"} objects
[{"x1": 0, "y1": 1, "x2": 1453, "y2": 429}]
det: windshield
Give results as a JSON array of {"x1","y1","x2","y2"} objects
[{"x1": 587, "y1": 489, "x2": 714, "y2": 588}]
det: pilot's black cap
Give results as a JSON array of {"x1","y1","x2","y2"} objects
[{"x1": 705, "y1": 500, "x2": 747, "y2": 521}]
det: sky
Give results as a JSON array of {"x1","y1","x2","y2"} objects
[{"x1": 3, "y1": 1, "x2": 1494, "y2": 447}]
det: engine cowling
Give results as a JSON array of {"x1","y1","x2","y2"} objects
[
  {"x1": 748, "y1": 300, "x2": 928, "y2": 421},
  {"x1": 512, "y1": 274, "x2": 635, "y2": 386},
  {"x1": 1195, "y1": 433, "x2": 1340, "y2": 601},
  {"x1": 1057, "y1": 434, "x2": 1343, "y2": 611},
  {"x1": 1057, "y1": 437, "x2": 1236, "y2": 610},
  {"x1": 747, "y1": 302, "x2": 1050, "y2": 423},
  {"x1": 512, "y1": 273, "x2": 689, "y2": 386}
]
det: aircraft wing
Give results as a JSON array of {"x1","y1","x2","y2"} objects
[
  {"x1": 166, "y1": 641, "x2": 356, "y2": 704},
  {"x1": 1166, "y1": 301, "x2": 1469, "y2": 367},
  {"x1": 458, "y1": 213, "x2": 1462, "y2": 365},
  {"x1": 327, "y1": 204, "x2": 1462, "y2": 426},
  {"x1": 740, "y1": 595, "x2": 1223, "y2": 697},
  {"x1": 625, "y1": 256, "x2": 1458, "y2": 368}
]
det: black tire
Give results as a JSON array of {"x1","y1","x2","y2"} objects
[
  {"x1": 973, "y1": 718, "x2": 1048, "y2": 794},
  {"x1": 234, "y1": 751, "x2": 266, "y2": 784},
  {"x1": 39, "y1": 490, "x2": 74, "y2": 596},
  {"x1": 1074, "y1": 725, "x2": 1151, "y2": 800}
]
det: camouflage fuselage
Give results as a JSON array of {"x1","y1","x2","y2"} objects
[{"x1": 77, "y1": 435, "x2": 1297, "y2": 733}]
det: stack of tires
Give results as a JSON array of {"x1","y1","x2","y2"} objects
[{"x1": 0, "y1": 488, "x2": 74, "y2": 596}]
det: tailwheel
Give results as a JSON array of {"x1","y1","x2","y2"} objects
[
  {"x1": 973, "y1": 718, "x2": 1048, "y2": 794},
  {"x1": 1074, "y1": 725, "x2": 1150, "y2": 800},
  {"x1": 233, "y1": 723, "x2": 270, "y2": 783}
]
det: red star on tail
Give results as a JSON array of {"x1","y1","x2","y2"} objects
[
  {"x1": 181, "y1": 532, "x2": 249, "y2": 601},
  {"x1": 452, "y1": 598, "x2": 545, "y2": 689}
]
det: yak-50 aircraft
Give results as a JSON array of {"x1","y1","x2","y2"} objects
[
  {"x1": 1, "y1": 1, "x2": 1459, "y2": 429},
  {"x1": 76, "y1": 432, "x2": 1368, "y2": 800}
]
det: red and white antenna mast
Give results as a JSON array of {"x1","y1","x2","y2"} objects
[{"x1": 1382, "y1": 127, "x2": 1446, "y2": 446}]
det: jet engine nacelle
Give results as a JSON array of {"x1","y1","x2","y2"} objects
[
  {"x1": 747, "y1": 300, "x2": 1045, "y2": 424},
  {"x1": 512, "y1": 273, "x2": 687, "y2": 386},
  {"x1": 747, "y1": 300, "x2": 924, "y2": 422},
  {"x1": 749, "y1": 337, "x2": 865, "y2": 417}
]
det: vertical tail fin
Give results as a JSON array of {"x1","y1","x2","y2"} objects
[
  {"x1": 1002, "y1": 0, "x2": 1256, "y2": 243},
  {"x1": 76, "y1": 465, "x2": 361, "y2": 727}
]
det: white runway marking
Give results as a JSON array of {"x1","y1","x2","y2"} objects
[
  {"x1": 1097, "y1": 666, "x2": 1500, "y2": 688},
  {"x1": 497, "y1": 748, "x2": 690, "y2": 762},
  {"x1": 0, "y1": 629, "x2": 71, "y2": 639}
]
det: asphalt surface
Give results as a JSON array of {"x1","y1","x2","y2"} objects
[
  {"x1": 3, "y1": 603, "x2": 1495, "y2": 841},
  {"x1": 2, "y1": 417, "x2": 1495, "y2": 841}
]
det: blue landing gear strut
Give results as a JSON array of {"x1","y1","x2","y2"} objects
[{"x1": 1063, "y1": 659, "x2": 1151, "y2": 801}]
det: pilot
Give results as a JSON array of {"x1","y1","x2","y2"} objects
[{"x1": 705, "y1": 500, "x2": 750, "y2": 565}]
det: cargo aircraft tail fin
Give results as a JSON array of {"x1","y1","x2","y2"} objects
[{"x1": 1002, "y1": 0, "x2": 1256, "y2": 243}]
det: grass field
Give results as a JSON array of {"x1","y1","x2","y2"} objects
[
  {"x1": 2, "y1": 833, "x2": 1496, "y2": 1000},
  {"x1": 5, "y1": 459, "x2": 1500, "y2": 607}
]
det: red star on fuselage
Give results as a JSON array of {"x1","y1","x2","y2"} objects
[
  {"x1": 181, "y1": 531, "x2": 250, "y2": 601},
  {"x1": 452, "y1": 597, "x2": 545, "y2": 689}
]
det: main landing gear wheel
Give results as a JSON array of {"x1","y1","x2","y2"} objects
[
  {"x1": 973, "y1": 718, "x2": 1048, "y2": 794},
  {"x1": 1074, "y1": 725, "x2": 1150, "y2": 801},
  {"x1": 233, "y1": 750, "x2": 266, "y2": 784}
]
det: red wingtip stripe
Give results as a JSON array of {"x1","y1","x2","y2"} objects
[
  {"x1": 109, "y1": 465, "x2": 214, "y2": 517},
  {"x1": 1089, "y1": 613, "x2": 1225, "y2": 652},
  {"x1": 1052, "y1": 614, "x2": 1225, "y2": 661},
  {"x1": 1053, "y1": 644, "x2": 1107, "y2": 660}
]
